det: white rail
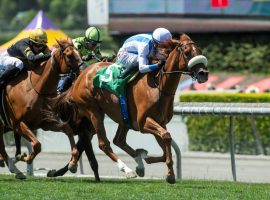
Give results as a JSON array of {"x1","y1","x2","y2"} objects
[{"x1": 173, "y1": 102, "x2": 270, "y2": 181}]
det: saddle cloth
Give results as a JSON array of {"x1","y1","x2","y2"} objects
[
  {"x1": 93, "y1": 62, "x2": 136, "y2": 96},
  {"x1": 93, "y1": 62, "x2": 138, "y2": 127}
]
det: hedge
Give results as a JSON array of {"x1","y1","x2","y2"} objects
[{"x1": 179, "y1": 93, "x2": 270, "y2": 155}]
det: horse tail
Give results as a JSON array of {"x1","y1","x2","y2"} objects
[{"x1": 42, "y1": 92, "x2": 79, "y2": 128}]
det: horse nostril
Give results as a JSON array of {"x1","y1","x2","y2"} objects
[{"x1": 198, "y1": 71, "x2": 205, "y2": 76}]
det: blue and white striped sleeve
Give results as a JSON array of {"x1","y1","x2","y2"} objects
[{"x1": 138, "y1": 44, "x2": 158, "y2": 73}]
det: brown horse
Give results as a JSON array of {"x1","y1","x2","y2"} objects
[
  {"x1": 52, "y1": 33, "x2": 208, "y2": 184},
  {"x1": 0, "y1": 38, "x2": 83, "y2": 178}
]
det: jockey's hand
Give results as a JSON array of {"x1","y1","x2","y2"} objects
[
  {"x1": 42, "y1": 53, "x2": 51, "y2": 60},
  {"x1": 82, "y1": 54, "x2": 93, "y2": 62},
  {"x1": 157, "y1": 60, "x2": 166, "y2": 67}
]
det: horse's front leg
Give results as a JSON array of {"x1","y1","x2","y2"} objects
[
  {"x1": 142, "y1": 117, "x2": 175, "y2": 184},
  {"x1": 113, "y1": 125, "x2": 146, "y2": 177},
  {"x1": 0, "y1": 125, "x2": 25, "y2": 179},
  {"x1": 16, "y1": 122, "x2": 41, "y2": 164},
  {"x1": 89, "y1": 110, "x2": 136, "y2": 178}
]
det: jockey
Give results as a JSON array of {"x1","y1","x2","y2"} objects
[
  {"x1": 0, "y1": 28, "x2": 51, "y2": 89},
  {"x1": 117, "y1": 27, "x2": 172, "y2": 78},
  {"x1": 57, "y1": 26, "x2": 105, "y2": 94}
]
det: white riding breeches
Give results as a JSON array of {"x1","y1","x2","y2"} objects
[
  {"x1": 0, "y1": 51, "x2": 24, "y2": 70},
  {"x1": 116, "y1": 50, "x2": 138, "y2": 69}
]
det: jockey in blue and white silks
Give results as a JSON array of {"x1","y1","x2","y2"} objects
[{"x1": 117, "y1": 28, "x2": 172, "y2": 78}]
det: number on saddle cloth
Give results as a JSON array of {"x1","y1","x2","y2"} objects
[{"x1": 93, "y1": 62, "x2": 136, "y2": 127}]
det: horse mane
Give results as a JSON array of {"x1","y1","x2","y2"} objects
[{"x1": 52, "y1": 38, "x2": 74, "y2": 49}]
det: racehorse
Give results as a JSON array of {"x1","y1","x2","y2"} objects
[
  {"x1": 44, "y1": 56, "x2": 119, "y2": 181},
  {"x1": 0, "y1": 38, "x2": 83, "y2": 179},
  {"x1": 10, "y1": 53, "x2": 115, "y2": 181},
  {"x1": 50, "y1": 33, "x2": 208, "y2": 184}
]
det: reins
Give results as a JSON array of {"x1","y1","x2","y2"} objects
[
  {"x1": 29, "y1": 44, "x2": 79, "y2": 97},
  {"x1": 156, "y1": 41, "x2": 196, "y2": 96}
]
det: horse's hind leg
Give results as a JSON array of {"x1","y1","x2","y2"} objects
[
  {"x1": 47, "y1": 138, "x2": 83, "y2": 177},
  {"x1": 79, "y1": 119, "x2": 100, "y2": 182}
]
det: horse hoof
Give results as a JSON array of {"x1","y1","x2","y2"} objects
[
  {"x1": 0, "y1": 160, "x2": 5, "y2": 167},
  {"x1": 136, "y1": 167, "x2": 145, "y2": 177},
  {"x1": 126, "y1": 171, "x2": 137, "y2": 178},
  {"x1": 95, "y1": 177, "x2": 101, "y2": 182},
  {"x1": 47, "y1": 170, "x2": 57, "y2": 177},
  {"x1": 15, "y1": 172, "x2": 26, "y2": 180},
  {"x1": 166, "y1": 174, "x2": 176, "y2": 184},
  {"x1": 68, "y1": 163, "x2": 78, "y2": 173}
]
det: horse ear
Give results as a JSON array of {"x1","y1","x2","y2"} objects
[
  {"x1": 56, "y1": 39, "x2": 64, "y2": 52},
  {"x1": 67, "y1": 37, "x2": 73, "y2": 45}
]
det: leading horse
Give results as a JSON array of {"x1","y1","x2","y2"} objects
[
  {"x1": 0, "y1": 39, "x2": 83, "y2": 178},
  {"x1": 52, "y1": 33, "x2": 208, "y2": 184}
]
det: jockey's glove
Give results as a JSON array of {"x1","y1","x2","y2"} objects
[
  {"x1": 157, "y1": 60, "x2": 166, "y2": 67},
  {"x1": 82, "y1": 54, "x2": 93, "y2": 62},
  {"x1": 42, "y1": 53, "x2": 51, "y2": 60}
]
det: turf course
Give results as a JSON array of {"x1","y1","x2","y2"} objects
[{"x1": 0, "y1": 174, "x2": 269, "y2": 200}]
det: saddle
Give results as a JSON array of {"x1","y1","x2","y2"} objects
[{"x1": 93, "y1": 62, "x2": 139, "y2": 127}]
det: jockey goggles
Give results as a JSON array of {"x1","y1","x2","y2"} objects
[{"x1": 85, "y1": 39, "x2": 101, "y2": 48}]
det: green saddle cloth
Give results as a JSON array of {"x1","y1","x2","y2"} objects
[{"x1": 93, "y1": 62, "x2": 135, "y2": 96}]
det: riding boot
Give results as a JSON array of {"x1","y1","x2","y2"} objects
[
  {"x1": 0, "y1": 66, "x2": 21, "y2": 89},
  {"x1": 118, "y1": 66, "x2": 138, "y2": 79},
  {"x1": 57, "y1": 75, "x2": 73, "y2": 94}
]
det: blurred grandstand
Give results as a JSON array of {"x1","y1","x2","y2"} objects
[{"x1": 108, "y1": 0, "x2": 270, "y2": 34}]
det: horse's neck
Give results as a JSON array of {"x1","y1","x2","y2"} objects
[
  {"x1": 160, "y1": 52, "x2": 182, "y2": 96},
  {"x1": 30, "y1": 61, "x2": 59, "y2": 95}
]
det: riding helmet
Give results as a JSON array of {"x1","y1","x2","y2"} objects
[
  {"x1": 152, "y1": 28, "x2": 172, "y2": 43},
  {"x1": 85, "y1": 27, "x2": 102, "y2": 43},
  {"x1": 29, "y1": 28, "x2": 48, "y2": 45}
]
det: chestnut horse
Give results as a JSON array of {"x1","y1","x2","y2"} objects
[
  {"x1": 0, "y1": 39, "x2": 83, "y2": 178},
  {"x1": 52, "y1": 33, "x2": 208, "y2": 184}
]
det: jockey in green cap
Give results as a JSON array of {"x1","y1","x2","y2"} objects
[
  {"x1": 73, "y1": 26, "x2": 103, "y2": 65},
  {"x1": 57, "y1": 27, "x2": 107, "y2": 94}
]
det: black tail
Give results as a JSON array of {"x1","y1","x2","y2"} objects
[{"x1": 42, "y1": 91, "x2": 79, "y2": 128}]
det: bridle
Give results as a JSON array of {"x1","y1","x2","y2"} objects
[
  {"x1": 30, "y1": 44, "x2": 82, "y2": 96},
  {"x1": 160, "y1": 41, "x2": 197, "y2": 77},
  {"x1": 155, "y1": 41, "x2": 199, "y2": 96}
]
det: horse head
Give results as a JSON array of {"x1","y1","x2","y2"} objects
[
  {"x1": 52, "y1": 38, "x2": 83, "y2": 75},
  {"x1": 158, "y1": 33, "x2": 208, "y2": 84}
]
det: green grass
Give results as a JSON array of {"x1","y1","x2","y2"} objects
[{"x1": 0, "y1": 174, "x2": 270, "y2": 200}]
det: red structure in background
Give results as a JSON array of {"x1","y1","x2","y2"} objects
[{"x1": 211, "y1": 0, "x2": 229, "y2": 8}]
